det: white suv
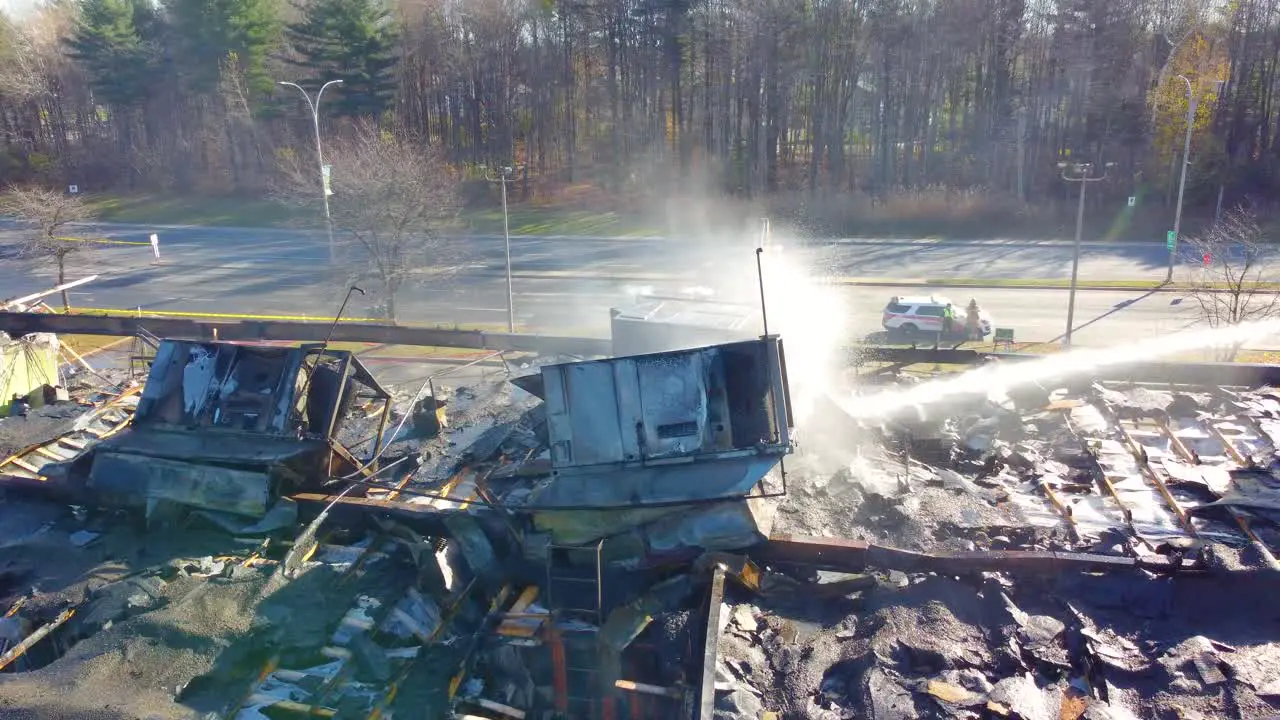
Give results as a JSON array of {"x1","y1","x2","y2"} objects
[{"x1": 882, "y1": 295, "x2": 993, "y2": 337}]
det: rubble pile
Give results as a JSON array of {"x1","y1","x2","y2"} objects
[
  {"x1": 710, "y1": 378, "x2": 1280, "y2": 719},
  {"x1": 2, "y1": 328, "x2": 1280, "y2": 720}
]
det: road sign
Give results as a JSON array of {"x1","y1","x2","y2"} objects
[
  {"x1": 68, "y1": 185, "x2": 78, "y2": 194},
  {"x1": 1128, "y1": 196, "x2": 1136, "y2": 207},
  {"x1": 1166, "y1": 230, "x2": 1176, "y2": 250}
]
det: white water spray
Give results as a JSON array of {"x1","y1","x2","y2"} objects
[
  {"x1": 840, "y1": 319, "x2": 1280, "y2": 421},
  {"x1": 756, "y1": 242, "x2": 849, "y2": 424}
]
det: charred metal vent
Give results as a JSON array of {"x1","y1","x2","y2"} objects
[{"x1": 657, "y1": 421, "x2": 699, "y2": 439}]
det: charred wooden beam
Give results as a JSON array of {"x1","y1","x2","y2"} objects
[
  {"x1": 0, "y1": 312, "x2": 610, "y2": 356},
  {"x1": 753, "y1": 534, "x2": 1199, "y2": 575}
]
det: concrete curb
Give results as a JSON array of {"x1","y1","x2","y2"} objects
[
  {"x1": 471, "y1": 270, "x2": 1224, "y2": 293},
  {"x1": 834, "y1": 278, "x2": 1179, "y2": 292}
]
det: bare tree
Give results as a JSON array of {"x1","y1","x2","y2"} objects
[
  {"x1": 3, "y1": 185, "x2": 96, "y2": 310},
  {"x1": 1183, "y1": 206, "x2": 1280, "y2": 361},
  {"x1": 275, "y1": 124, "x2": 461, "y2": 322}
]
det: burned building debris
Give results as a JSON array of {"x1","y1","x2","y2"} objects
[
  {"x1": 81, "y1": 340, "x2": 394, "y2": 520},
  {"x1": 1, "y1": 310, "x2": 1280, "y2": 720}
]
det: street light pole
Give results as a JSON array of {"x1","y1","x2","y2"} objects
[
  {"x1": 1059, "y1": 162, "x2": 1112, "y2": 348},
  {"x1": 1167, "y1": 74, "x2": 1195, "y2": 283},
  {"x1": 278, "y1": 79, "x2": 343, "y2": 265},
  {"x1": 485, "y1": 166, "x2": 516, "y2": 333}
]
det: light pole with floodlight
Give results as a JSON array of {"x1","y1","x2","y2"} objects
[
  {"x1": 278, "y1": 79, "x2": 343, "y2": 264},
  {"x1": 1166, "y1": 75, "x2": 1224, "y2": 282},
  {"x1": 1059, "y1": 161, "x2": 1113, "y2": 348},
  {"x1": 484, "y1": 165, "x2": 516, "y2": 333}
]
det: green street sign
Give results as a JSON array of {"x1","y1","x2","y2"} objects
[{"x1": 1166, "y1": 230, "x2": 1176, "y2": 250}]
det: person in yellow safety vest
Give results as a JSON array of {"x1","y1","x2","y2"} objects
[
  {"x1": 942, "y1": 304, "x2": 955, "y2": 335},
  {"x1": 966, "y1": 299, "x2": 982, "y2": 340}
]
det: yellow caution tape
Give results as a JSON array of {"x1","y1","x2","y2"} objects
[
  {"x1": 54, "y1": 236, "x2": 151, "y2": 246},
  {"x1": 72, "y1": 308, "x2": 383, "y2": 323}
]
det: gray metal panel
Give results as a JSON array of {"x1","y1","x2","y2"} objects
[
  {"x1": 563, "y1": 361, "x2": 627, "y2": 466},
  {"x1": 636, "y1": 352, "x2": 707, "y2": 459},
  {"x1": 613, "y1": 358, "x2": 644, "y2": 461},
  {"x1": 766, "y1": 339, "x2": 791, "y2": 447},
  {"x1": 531, "y1": 455, "x2": 780, "y2": 507},
  {"x1": 542, "y1": 365, "x2": 574, "y2": 465},
  {"x1": 540, "y1": 338, "x2": 795, "y2": 472},
  {"x1": 88, "y1": 451, "x2": 273, "y2": 517}
]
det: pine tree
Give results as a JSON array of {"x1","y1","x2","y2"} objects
[
  {"x1": 165, "y1": 0, "x2": 282, "y2": 97},
  {"x1": 65, "y1": 0, "x2": 161, "y2": 108},
  {"x1": 285, "y1": 0, "x2": 400, "y2": 118}
]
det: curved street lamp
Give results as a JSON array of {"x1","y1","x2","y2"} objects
[{"x1": 278, "y1": 79, "x2": 344, "y2": 264}]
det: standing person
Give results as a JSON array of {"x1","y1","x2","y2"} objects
[
  {"x1": 942, "y1": 304, "x2": 955, "y2": 336},
  {"x1": 966, "y1": 299, "x2": 982, "y2": 340}
]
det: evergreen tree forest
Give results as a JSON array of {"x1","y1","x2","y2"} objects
[{"x1": 0, "y1": 0, "x2": 1277, "y2": 228}]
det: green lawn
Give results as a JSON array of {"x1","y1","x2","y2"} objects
[
  {"x1": 81, "y1": 192, "x2": 662, "y2": 237},
  {"x1": 463, "y1": 206, "x2": 661, "y2": 236},
  {"x1": 85, "y1": 193, "x2": 304, "y2": 228}
]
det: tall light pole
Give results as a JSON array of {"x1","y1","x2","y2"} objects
[
  {"x1": 1165, "y1": 75, "x2": 1224, "y2": 282},
  {"x1": 1059, "y1": 161, "x2": 1113, "y2": 348},
  {"x1": 484, "y1": 165, "x2": 516, "y2": 333},
  {"x1": 1166, "y1": 75, "x2": 1195, "y2": 283},
  {"x1": 278, "y1": 79, "x2": 343, "y2": 265}
]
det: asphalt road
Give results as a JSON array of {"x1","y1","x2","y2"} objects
[{"x1": 0, "y1": 222, "x2": 1276, "y2": 351}]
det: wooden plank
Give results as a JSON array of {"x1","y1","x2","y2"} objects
[
  {"x1": 464, "y1": 698, "x2": 526, "y2": 719},
  {"x1": 34, "y1": 446, "x2": 67, "y2": 461},
  {"x1": 0, "y1": 607, "x2": 75, "y2": 671},
  {"x1": 507, "y1": 586, "x2": 539, "y2": 614},
  {"x1": 10, "y1": 457, "x2": 44, "y2": 475},
  {"x1": 1205, "y1": 422, "x2": 1247, "y2": 465},
  {"x1": 1155, "y1": 420, "x2": 1197, "y2": 464},
  {"x1": 245, "y1": 695, "x2": 337, "y2": 718},
  {"x1": 497, "y1": 586, "x2": 545, "y2": 636},
  {"x1": 1114, "y1": 419, "x2": 1195, "y2": 535},
  {"x1": 390, "y1": 607, "x2": 433, "y2": 644},
  {"x1": 614, "y1": 680, "x2": 685, "y2": 699}
]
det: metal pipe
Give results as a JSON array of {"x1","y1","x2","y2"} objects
[
  {"x1": 754, "y1": 248, "x2": 769, "y2": 337},
  {"x1": 1059, "y1": 163, "x2": 1110, "y2": 347},
  {"x1": 297, "y1": 285, "x2": 364, "y2": 435},
  {"x1": 484, "y1": 166, "x2": 517, "y2": 333},
  {"x1": 1067, "y1": 171, "x2": 1086, "y2": 347},
  {"x1": 502, "y1": 170, "x2": 514, "y2": 333},
  {"x1": 1, "y1": 276, "x2": 99, "y2": 311}
]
